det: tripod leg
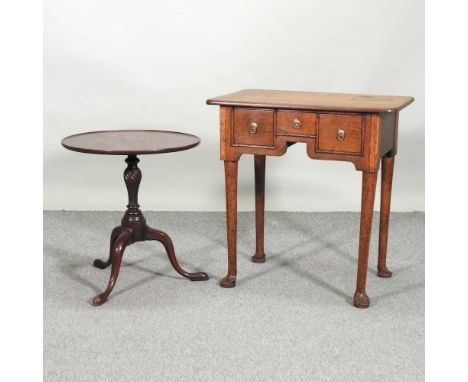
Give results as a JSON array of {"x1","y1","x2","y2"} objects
[
  {"x1": 92, "y1": 230, "x2": 132, "y2": 306},
  {"x1": 93, "y1": 226, "x2": 122, "y2": 269},
  {"x1": 145, "y1": 226, "x2": 208, "y2": 281}
]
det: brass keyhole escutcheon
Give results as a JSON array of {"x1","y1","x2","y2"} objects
[
  {"x1": 293, "y1": 118, "x2": 301, "y2": 129},
  {"x1": 337, "y1": 128, "x2": 345, "y2": 141},
  {"x1": 250, "y1": 122, "x2": 258, "y2": 134}
]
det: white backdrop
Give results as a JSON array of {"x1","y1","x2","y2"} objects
[{"x1": 44, "y1": 0, "x2": 424, "y2": 211}]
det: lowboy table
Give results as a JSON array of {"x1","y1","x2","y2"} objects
[
  {"x1": 207, "y1": 89, "x2": 414, "y2": 308},
  {"x1": 62, "y1": 130, "x2": 209, "y2": 306}
]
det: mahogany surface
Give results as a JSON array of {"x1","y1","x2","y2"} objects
[
  {"x1": 61, "y1": 130, "x2": 200, "y2": 155},
  {"x1": 62, "y1": 130, "x2": 208, "y2": 305},
  {"x1": 208, "y1": 89, "x2": 413, "y2": 308}
]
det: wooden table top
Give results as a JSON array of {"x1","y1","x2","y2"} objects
[
  {"x1": 207, "y1": 89, "x2": 414, "y2": 113},
  {"x1": 62, "y1": 130, "x2": 200, "y2": 155}
]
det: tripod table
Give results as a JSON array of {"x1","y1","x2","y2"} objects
[{"x1": 62, "y1": 130, "x2": 209, "y2": 306}]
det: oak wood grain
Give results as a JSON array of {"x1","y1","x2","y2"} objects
[
  {"x1": 207, "y1": 89, "x2": 414, "y2": 113},
  {"x1": 276, "y1": 110, "x2": 317, "y2": 136},
  {"x1": 220, "y1": 160, "x2": 238, "y2": 288},
  {"x1": 317, "y1": 113, "x2": 363, "y2": 154},
  {"x1": 377, "y1": 156, "x2": 395, "y2": 278},
  {"x1": 232, "y1": 108, "x2": 275, "y2": 147},
  {"x1": 209, "y1": 89, "x2": 413, "y2": 308},
  {"x1": 252, "y1": 155, "x2": 266, "y2": 263},
  {"x1": 354, "y1": 171, "x2": 378, "y2": 308}
]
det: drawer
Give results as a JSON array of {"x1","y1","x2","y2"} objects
[
  {"x1": 232, "y1": 108, "x2": 274, "y2": 147},
  {"x1": 317, "y1": 113, "x2": 363, "y2": 154},
  {"x1": 276, "y1": 110, "x2": 317, "y2": 136}
]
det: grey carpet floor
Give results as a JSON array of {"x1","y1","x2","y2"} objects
[{"x1": 44, "y1": 211, "x2": 424, "y2": 382}]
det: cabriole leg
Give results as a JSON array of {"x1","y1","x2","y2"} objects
[
  {"x1": 92, "y1": 229, "x2": 132, "y2": 306},
  {"x1": 93, "y1": 226, "x2": 122, "y2": 269},
  {"x1": 145, "y1": 226, "x2": 208, "y2": 281}
]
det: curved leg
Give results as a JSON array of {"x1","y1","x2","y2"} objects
[
  {"x1": 145, "y1": 226, "x2": 208, "y2": 281},
  {"x1": 92, "y1": 230, "x2": 132, "y2": 306},
  {"x1": 222, "y1": 160, "x2": 238, "y2": 287},
  {"x1": 93, "y1": 226, "x2": 121, "y2": 269},
  {"x1": 377, "y1": 156, "x2": 395, "y2": 278},
  {"x1": 252, "y1": 155, "x2": 266, "y2": 263},
  {"x1": 353, "y1": 171, "x2": 378, "y2": 309}
]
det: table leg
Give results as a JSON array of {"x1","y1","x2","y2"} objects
[
  {"x1": 252, "y1": 155, "x2": 266, "y2": 263},
  {"x1": 354, "y1": 171, "x2": 378, "y2": 308},
  {"x1": 145, "y1": 226, "x2": 208, "y2": 281},
  {"x1": 92, "y1": 229, "x2": 132, "y2": 306},
  {"x1": 221, "y1": 160, "x2": 238, "y2": 288},
  {"x1": 377, "y1": 156, "x2": 395, "y2": 278},
  {"x1": 93, "y1": 226, "x2": 122, "y2": 269}
]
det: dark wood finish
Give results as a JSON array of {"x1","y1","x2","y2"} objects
[
  {"x1": 252, "y1": 155, "x2": 266, "y2": 263},
  {"x1": 144, "y1": 226, "x2": 207, "y2": 281},
  {"x1": 232, "y1": 108, "x2": 275, "y2": 147},
  {"x1": 207, "y1": 89, "x2": 414, "y2": 113},
  {"x1": 93, "y1": 228, "x2": 132, "y2": 306},
  {"x1": 353, "y1": 172, "x2": 378, "y2": 308},
  {"x1": 93, "y1": 226, "x2": 121, "y2": 269},
  {"x1": 317, "y1": 113, "x2": 363, "y2": 154},
  {"x1": 62, "y1": 131, "x2": 209, "y2": 305},
  {"x1": 377, "y1": 156, "x2": 395, "y2": 278},
  {"x1": 208, "y1": 89, "x2": 413, "y2": 308},
  {"x1": 61, "y1": 130, "x2": 200, "y2": 155},
  {"x1": 276, "y1": 110, "x2": 317, "y2": 136},
  {"x1": 91, "y1": 155, "x2": 208, "y2": 306},
  {"x1": 121, "y1": 155, "x2": 146, "y2": 239},
  {"x1": 221, "y1": 161, "x2": 238, "y2": 287}
]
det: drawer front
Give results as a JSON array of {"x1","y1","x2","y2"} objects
[
  {"x1": 317, "y1": 113, "x2": 363, "y2": 154},
  {"x1": 276, "y1": 110, "x2": 317, "y2": 136},
  {"x1": 232, "y1": 108, "x2": 274, "y2": 147}
]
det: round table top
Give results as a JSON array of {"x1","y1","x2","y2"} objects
[{"x1": 61, "y1": 130, "x2": 201, "y2": 155}]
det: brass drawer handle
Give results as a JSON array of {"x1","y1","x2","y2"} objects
[
  {"x1": 337, "y1": 128, "x2": 345, "y2": 141},
  {"x1": 250, "y1": 122, "x2": 258, "y2": 134},
  {"x1": 293, "y1": 118, "x2": 301, "y2": 129}
]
